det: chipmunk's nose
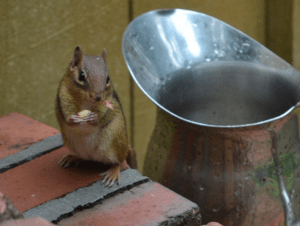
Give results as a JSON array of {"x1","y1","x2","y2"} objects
[{"x1": 95, "y1": 95, "x2": 101, "y2": 102}]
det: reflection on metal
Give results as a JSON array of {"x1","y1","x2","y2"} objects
[
  {"x1": 268, "y1": 129, "x2": 300, "y2": 226},
  {"x1": 122, "y1": 9, "x2": 300, "y2": 225}
]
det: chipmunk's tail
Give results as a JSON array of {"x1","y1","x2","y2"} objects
[{"x1": 126, "y1": 145, "x2": 138, "y2": 169}]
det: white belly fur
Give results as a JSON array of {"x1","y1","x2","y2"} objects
[{"x1": 62, "y1": 122, "x2": 116, "y2": 165}]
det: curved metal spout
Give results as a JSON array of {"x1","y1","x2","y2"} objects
[
  {"x1": 267, "y1": 129, "x2": 300, "y2": 226},
  {"x1": 122, "y1": 8, "x2": 300, "y2": 128}
]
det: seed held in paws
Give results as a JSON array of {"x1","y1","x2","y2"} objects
[{"x1": 78, "y1": 110, "x2": 91, "y2": 119}]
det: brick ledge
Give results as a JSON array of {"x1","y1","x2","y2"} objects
[
  {"x1": 0, "y1": 134, "x2": 63, "y2": 173},
  {"x1": 23, "y1": 169, "x2": 149, "y2": 223}
]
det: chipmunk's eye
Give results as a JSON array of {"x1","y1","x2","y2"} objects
[
  {"x1": 106, "y1": 75, "x2": 110, "y2": 84},
  {"x1": 78, "y1": 70, "x2": 85, "y2": 82}
]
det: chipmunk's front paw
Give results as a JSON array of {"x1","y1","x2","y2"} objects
[
  {"x1": 67, "y1": 115, "x2": 85, "y2": 124},
  {"x1": 86, "y1": 112, "x2": 98, "y2": 124},
  {"x1": 58, "y1": 154, "x2": 82, "y2": 168},
  {"x1": 100, "y1": 164, "x2": 121, "y2": 187}
]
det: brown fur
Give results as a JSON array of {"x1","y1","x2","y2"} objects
[{"x1": 56, "y1": 46, "x2": 137, "y2": 183}]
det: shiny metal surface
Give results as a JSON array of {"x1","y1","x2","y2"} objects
[
  {"x1": 122, "y1": 9, "x2": 300, "y2": 127},
  {"x1": 122, "y1": 9, "x2": 300, "y2": 225},
  {"x1": 268, "y1": 129, "x2": 300, "y2": 226}
]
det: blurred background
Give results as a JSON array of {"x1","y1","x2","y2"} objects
[{"x1": 0, "y1": 0, "x2": 299, "y2": 172}]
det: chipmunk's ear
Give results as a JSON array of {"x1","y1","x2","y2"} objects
[
  {"x1": 72, "y1": 46, "x2": 83, "y2": 68},
  {"x1": 102, "y1": 48, "x2": 106, "y2": 62}
]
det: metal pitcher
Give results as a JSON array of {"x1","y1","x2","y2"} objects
[{"x1": 122, "y1": 9, "x2": 300, "y2": 225}]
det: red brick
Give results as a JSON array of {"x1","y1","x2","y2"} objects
[
  {"x1": 0, "y1": 113, "x2": 59, "y2": 159},
  {"x1": 0, "y1": 113, "x2": 203, "y2": 225},
  {"x1": 1, "y1": 217, "x2": 55, "y2": 226},
  {"x1": 0, "y1": 147, "x2": 105, "y2": 213},
  {"x1": 58, "y1": 182, "x2": 200, "y2": 226}
]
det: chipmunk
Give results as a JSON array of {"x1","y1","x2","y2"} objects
[{"x1": 56, "y1": 46, "x2": 137, "y2": 186}]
